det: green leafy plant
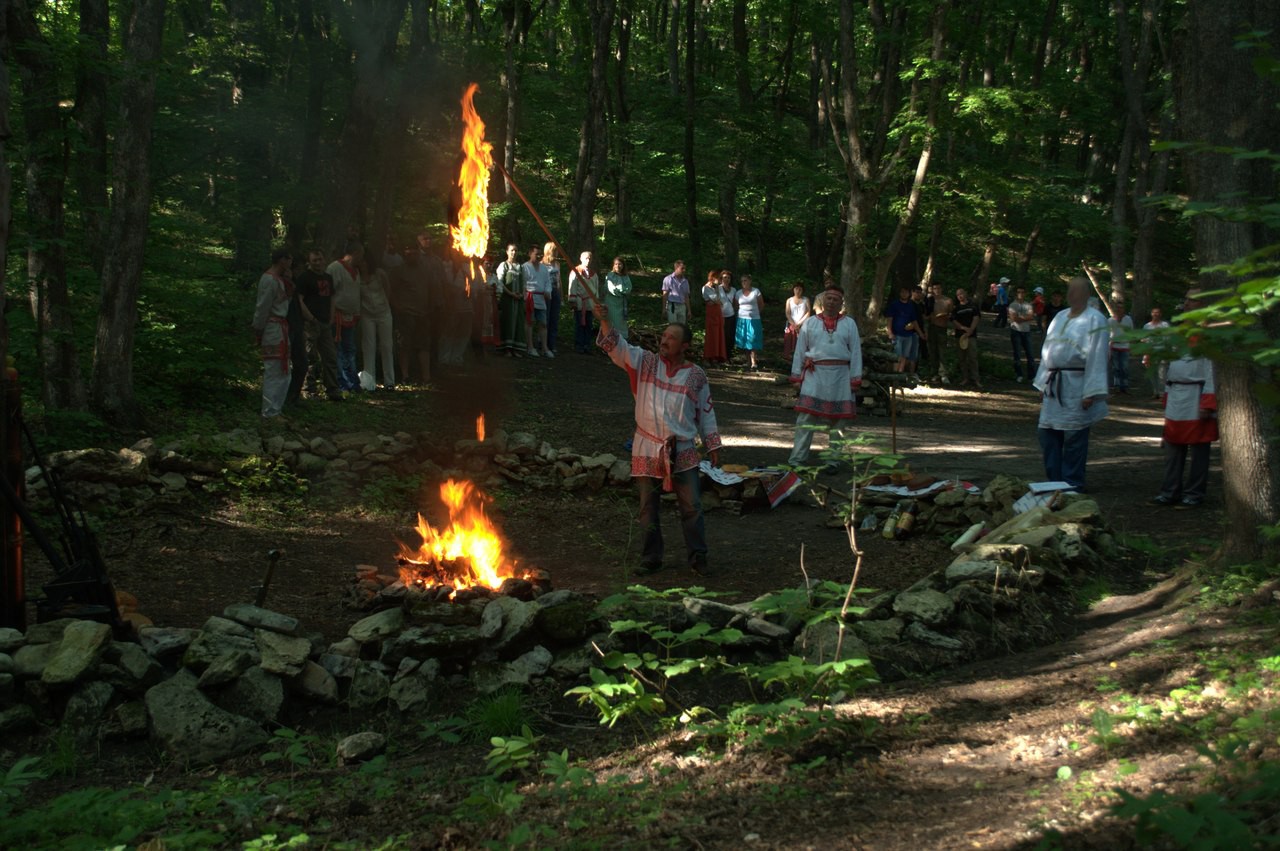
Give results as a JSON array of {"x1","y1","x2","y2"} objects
[
  {"x1": 464, "y1": 689, "x2": 535, "y2": 742},
  {"x1": 0, "y1": 756, "x2": 45, "y2": 817},
  {"x1": 485, "y1": 725, "x2": 540, "y2": 778}
]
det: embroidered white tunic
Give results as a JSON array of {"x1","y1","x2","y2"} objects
[
  {"x1": 789, "y1": 314, "x2": 863, "y2": 419},
  {"x1": 599, "y1": 328, "x2": 722, "y2": 479},
  {"x1": 1163, "y1": 355, "x2": 1218, "y2": 445},
  {"x1": 1033, "y1": 307, "x2": 1111, "y2": 430}
]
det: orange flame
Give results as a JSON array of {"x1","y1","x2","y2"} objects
[
  {"x1": 450, "y1": 83, "x2": 493, "y2": 260},
  {"x1": 397, "y1": 479, "x2": 517, "y2": 591},
  {"x1": 476, "y1": 414, "x2": 486, "y2": 442}
]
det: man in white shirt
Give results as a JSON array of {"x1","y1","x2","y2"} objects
[{"x1": 521, "y1": 245, "x2": 553, "y2": 358}]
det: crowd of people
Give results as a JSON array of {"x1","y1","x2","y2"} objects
[{"x1": 254, "y1": 248, "x2": 1216, "y2": 576}]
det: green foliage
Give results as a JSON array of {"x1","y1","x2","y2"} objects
[
  {"x1": 464, "y1": 689, "x2": 535, "y2": 743},
  {"x1": 568, "y1": 583, "x2": 877, "y2": 751},
  {"x1": 0, "y1": 756, "x2": 45, "y2": 817},
  {"x1": 485, "y1": 725, "x2": 540, "y2": 778},
  {"x1": 226, "y1": 457, "x2": 310, "y2": 502},
  {"x1": 360, "y1": 473, "x2": 426, "y2": 515}
]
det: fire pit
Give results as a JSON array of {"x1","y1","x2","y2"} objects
[{"x1": 350, "y1": 477, "x2": 550, "y2": 610}]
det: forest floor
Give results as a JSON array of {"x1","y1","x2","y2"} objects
[{"x1": 18, "y1": 320, "x2": 1276, "y2": 850}]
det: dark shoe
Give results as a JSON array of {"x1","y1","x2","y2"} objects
[
  {"x1": 635, "y1": 561, "x2": 664, "y2": 576},
  {"x1": 689, "y1": 553, "x2": 713, "y2": 577},
  {"x1": 1151, "y1": 494, "x2": 1175, "y2": 506},
  {"x1": 1176, "y1": 497, "x2": 1203, "y2": 509}
]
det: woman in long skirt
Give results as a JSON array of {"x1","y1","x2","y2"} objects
[
  {"x1": 734, "y1": 274, "x2": 765, "y2": 369},
  {"x1": 782, "y1": 282, "x2": 811, "y2": 360},
  {"x1": 701, "y1": 269, "x2": 727, "y2": 363}
]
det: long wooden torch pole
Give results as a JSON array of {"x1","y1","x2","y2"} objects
[{"x1": 495, "y1": 162, "x2": 599, "y2": 304}]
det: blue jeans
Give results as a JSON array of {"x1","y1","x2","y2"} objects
[
  {"x1": 338, "y1": 324, "x2": 359, "y2": 391},
  {"x1": 1038, "y1": 427, "x2": 1091, "y2": 489},
  {"x1": 635, "y1": 469, "x2": 706, "y2": 567},
  {"x1": 1010, "y1": 329, "x2": 1035, "y2": 379},
  {"x1": 1111, "y1": 349, "x2": 1130, "y2": 391}
]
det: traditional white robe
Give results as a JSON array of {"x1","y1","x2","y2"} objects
[
  {"x1": 1033, "y1": 307, "x2": 1111, "y2": 430},
  {"x1": 252, "y1": 271, "x2": 291, "y2": 417},
  {"x1": 1163, "y1": 355, "x2": 1218, "y2": 444},
  {"x1": 599, "y1": 328, "x2": 722, "y2": 482},
  {"x1": 789, "y1": 314, "x2": 863, "y2": 419}
]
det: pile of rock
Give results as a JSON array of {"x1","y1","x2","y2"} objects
[
  {"x1": 348, "y1": 563, "x2": 553, "y2": 611},
  {"x1": 849, "y1": 493, "x2": 1118, "y2": 676},
  {"x1": 0, "y1": 592, "x2": 600, "y2": 764},
  {"x1": 0, "y1": 490, "x2": 1115, "y2": 763}
]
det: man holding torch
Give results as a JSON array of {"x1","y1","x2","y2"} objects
[{"x1": 594, "y1": 300, "x2": 722, "y2": 577}]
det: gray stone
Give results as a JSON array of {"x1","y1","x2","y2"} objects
[
  {"x1": 480, "y1": 596, "x2": 540, "y2": 654},
  {"x1": 793, "y1": 620, "x2": 871, "y2": 666},
  {"x1": 0, "y1": 704, "x2": 37, "y2": 734},
  {"x1": 139, "y1": 627, "x2": 198, "y2": 664},
  {"x1": 255, "y1": 630, "x2": 312, "y2": 677},
  {"x1": 327, "y1": 637, "x2": 362, "y2": 658},
  {"x1": 13, "y1": 642, "x2": 58, "y2": 678},
  {"x1": 389, "y1": 669, "x2": 435, "y2": 713},
  {"x1": 114, "y1": 701, "x2": 150, "y2": 739},
  {"x1": 105, "y1": 642, "x2": 164, "y2": 690},
  {"x1": 533, "y1": 591, "x2": 597, "y2": 644},
  {"x1": 853, "y1": 618, "x2": 905, "y2": 645},
  {"x1": 47, "y1": 447, "x2": 150, "y2": 485},
  {"x1": 904, "y1": 621, "x2": 966, "y2": 650},
  {"x1": 551, "y1": 645, "x2": 599, "y2": 679},
  {"x1": 217, "y1": 666, "x2": 284, "y2": 725},
  {"x1": 337, "y1": 731, "x2": 386, "y2": 764},
  {"x1": 1053, "y1": 527, "x2": 1101, "y2": 569},
  {"x1": 945, "y1": 559, "x2": 1009, "y2": 584},
  {"x1": 407, "y1": 601, "x2": 481, "y2": 627},
  {"x1": 146, "y1": 671, "x2": 268, "y2": 764},
  {"x1": 25, "y1": 618, "x2": 78, "y2": 645},
  {"x1": 348, "y1": 607, "x2": 406, "y2": 643},
  {"x1": 0, "y1": 627, "x2": 23, "y2": 653},
  {"x1": 320, "y1": 652, "x2": 359, "y2": 680},
  {"x1": 183, "y1": 631, "x2": 258, "y2": 673},
  {"x1": 201, "y1": 616, "x2": 254, "y2": 638},
  {"x1": 892, "y1": 589, "x2": 955, "y2": 626},
  {"x1": 295, "y1": 452, "x2": 328, "y2": 474},
  {"x1": 1054, "y1": 497, "x2": 1101, "y2": 525},
  {"x1": 62, "y1": 680, "x2": 116, "y2": 744},
  {"x1": 934, "y1": 487, "x2": 969, "y2": 508},
  {"x1": 309, "y1": 437, "x2": 339, "y2": 459},
  {"x1": 683, "y1": 597, "x2": 747, "y2": 628},
  {"x1": 0, "y1": 652, "x2": 11, "y2": 675},
  {"x1": 290, "y1": 660, "x2": 339, "y2": 704},
  {"x1": 347, "y1": 663, "x2": 391, "y2": 709},
  {"x1": 223, "y1": 603, "x2": 299, "y2": 636},
  {"x1": 43, "y1": 620, "x2": 113, "y2": 686},
  {"x1": 742, "y1": 617, "x2": 793, "y2": 640},
  {"x1": 197, "y1": 650, "x2": 257, "y2": 689},
  {"x1": 473, "y1": 646, "x2": 553, "y2": 693},
  {"x1": 0, "y1": 673, "x2": 13, "y2": 702},
  {"x1": 582, "y1": 452, "x2": 617, "y2": 470},
  {"x1": 159, "y1": 472, "x2": 188, "y2": 492},
  {"x1": 608, "y1": 460, "x2": 632, "y2": 485}
]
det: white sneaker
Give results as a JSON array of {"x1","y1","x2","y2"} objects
[
  {"x1": 544, "y1": 350, "x2": 555, "y2": 359},
  {"x1": 527, "y1": 348, "x2": 540, "y2": 358},
  {"x1": 940, "y1": 375, "x2": 950, "y2": 385},
  {"x1": 1015, "y1": 376, "x2": 1024, "y2": 383}
]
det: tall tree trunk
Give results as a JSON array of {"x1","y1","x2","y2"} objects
[
  {"x1": 718, "y1": 155, "x2": 741, "y2": 276},
  {"x1": 10, "y1": 0, "x2": 87, "y2": 410},
  {"x1": 920, "y1": 212, "x2": 942, "y2": 287},
  {"x1": 1017, "y1": 222, "x2": 1042, "y2": 285},
  {"x1": 666, "y1": 0, "x2": 679, "y2": 97},
  {"x1": 731, "y1": 0, "x2": 750, "y2": 109},
  {"x1": 284, "y1": 0, "x2": 328, "y2": 250},
  {"x1": 612, "y1": 3, "x2": 633, "y2": 234},
  {"x1": 73, "y1": 0, "x2": 109, "y2": 276},
  {"x1": 681, "y1": 0, "x2": 698, "y2": 256},
  {"x1": 0, "y1": 0, "x2": 13, "y2": 366},
  {"x1": 225, "y1": 0, "x2": 276, "y2": 273},
  {"x1": 90, "y1": 0, "x2": 166, "y2": 427},
  {"x1": 868, "y1": 2, "x2": 947, "y2": 322},
  {"x1": 1175, "y1": 0, "x2": 1280, "y2": 564},
  {"x1": 1108, "y1": 117, "x2": 1134, "y2": 299},
  {"x1": 322, "y1": 0, "x2": 409, "y2": 252},
  {"x1": 570, "y1": 0, "x2": 616, "y2": 252}
]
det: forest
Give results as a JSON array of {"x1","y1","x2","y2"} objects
[{"x1": 0, "y1": 0, "x2": 1277, "y2": 847}]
